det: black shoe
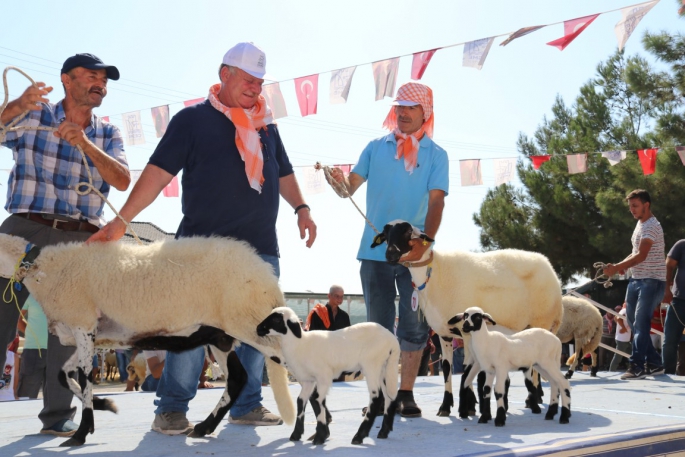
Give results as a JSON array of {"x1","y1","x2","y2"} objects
[
  {"x1": 646, "y1": 364, "x2": 665, "y2": 376},
  {"x1": 620, "y1": 365, "x2": 647, "y2": 380},
  {"x1": 396, "y1": 390, "x2": 421, "y2": 418}
]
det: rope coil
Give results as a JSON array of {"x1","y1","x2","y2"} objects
[
  {"x1": 592, "y1": 262, "x2": 614, "y2": 289},
  {"x1": 0, "y1": 66, "x2": 141, "y2": 244}
]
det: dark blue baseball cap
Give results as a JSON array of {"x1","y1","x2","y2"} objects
[{"x1": 61, "y1": 53, "x2": 120, "y2": 80}]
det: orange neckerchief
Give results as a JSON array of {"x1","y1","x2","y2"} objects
[
  {"x1": 306, "y1": 303, "x2": 331, "y2": 330},
  {"x1": 393, "y1": 126, "x2": 427, "y2": 174},
  {"x1": 207, "y1": 83, "x2": 273, "y2": 193}
]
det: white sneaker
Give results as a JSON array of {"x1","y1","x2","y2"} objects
[{"x1": 151, "y1": 412, "x2": 194, "y2": 435}]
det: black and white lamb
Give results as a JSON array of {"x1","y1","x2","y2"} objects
[
  {"x1": 556, "y1": 295, "x2": 603, "y2": 378},
  {"x1": 257, "y1": 306, "x2": 400, "y2": 446},
  {"x1": 0, "y1": 234, "x2": 294, "y2": 446},
  {"x1": 371, "y1": 221, "x2": 563, "y2": 418},
  {"x1": 449, "y1": 307, "x2": 571, "y2": 426}
]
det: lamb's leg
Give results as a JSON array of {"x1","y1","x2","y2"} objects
[
  {"x1": 537, "y1": 365, "x2": 560, "y2": 421},
  {"x1": 478, "y1": 371, "x2": 494, "y2": 424},
  {"x1": 291, "y1": 382, "x2": 316, "y2": 441},
  {"x1": 308, "y1": 388, "x2": 331, "y2": 425},
  {"x1": 493, "y1": 369, "x2": 508, "y2": 427},
  {"x1": 437, "y1": 336, "x2": 454, "y2": 417},
  {"x1": 309, "y1": 381, "x2": 331, "y2": 445},
  {"x1": 590, "y1": 349, "x2": 598, "y2": 377},
  {"x1": 540, "y1": 364, "x2": 572, "y2": 424},
  {"x1": 565, "y1": 342, "x2": 582, "y2": 379},
  {"x1": 477, "y1": 370, "x2": 486, "y2": 414},
  {"x1": 522, "y1": 368, "x2": 541, "y2": 414},
  {"x1": 353, "y1": 374, "x2": 384, "y2": 445},
  {"x1": 61, "y1": 330, "x2": 96, "y2": 447},
  {"x1": 190, "y1": 347, "x2": 246, "y2": 437},
  {"x1": 458, "y1": 363, "x2": 478, "y2": 418}
]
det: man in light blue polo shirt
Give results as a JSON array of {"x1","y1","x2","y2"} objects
[{"x1": 329, "y1": 82, "x2": 448, "y2": 417}]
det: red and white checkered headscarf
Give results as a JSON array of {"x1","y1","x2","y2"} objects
[{"x1": 382, "y1": 82, "x2": 434, "y2": 174}]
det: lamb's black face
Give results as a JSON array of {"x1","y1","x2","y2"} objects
[
  {"x1": 257, "y1": 313, "x2": 287, "y2": 337},
  {"x1": 375, "y1": 222, "x2": 414, "y2": 264},
  {"x1": 461, "y1": 312, "x2": 481, "y2": 334}
]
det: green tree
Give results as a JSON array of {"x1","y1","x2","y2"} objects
[{"x1": 474, "y1": 37, "x2": 685, "y2": 285}]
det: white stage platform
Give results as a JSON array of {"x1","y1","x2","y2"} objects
[{"x1": 1, "y1": 371, "x2": 684, "y2": 456}]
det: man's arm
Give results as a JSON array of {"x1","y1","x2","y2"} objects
[
  {"x1": 603, "y1": 237, "x2": 655, "y2": 277},
  {"x1": 663, "y1": 257, "x2": 678, "y2": 304},
  {"x1": 400, "y1": 189, "x2": 446, "y2": 262},
  {"x1": 279, "y1": 173, "x2": 316, "y2": 248},
  {"x1": 17, "y1": 310, "x2": 28, "y2": 334},
  {"x1": 86, "y1": 164, "x2": 173, "y2": 243},
  {"x1": 55, "y1": 122, "x2": 130, "y2": 191},
  {"x1": 329, "y1": 168, "x2": 366, "y2": 197},
  {"x1": 0, "y1": 83, "x2": 52, "y2": 125},
  {"x1": 146, "y1": 355, "x2": 165, "y2": 379}
]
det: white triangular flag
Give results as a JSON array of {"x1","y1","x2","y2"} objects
[
  {"x1": 121, "y1": 111, "x2": 146, "y2": 146},
  {"x1": 601, "y1": 150, "x2": 627, "y2": 166},
  {"x1": 566, "y1": 154, "x2": 587, "y2": 174},
  {"x1": 130, "y1": 170, "x2": 143, "y2": 187},
  {"x1": 330, "y1": 66, "x2": 356, "y2": 104},
  {"x1": 493, "y1": 158, "x2": 517, "y2": 185},
  {"x1": 301, "y1": 167, "x2": 326, "y2": 195},
  {"x1": 371, "y1": 58, "x2": 400, "y2": 101},
  {"x1": 615, "y1": 1, "x2": 658, "y2": 51},
  {"x1": 463, "y1": 37, "x2": 495, "y2": 70},
  {"x1": 460, "y1": 159, "x2": 483, "y2": 186},
  {"x1": 262, "y1": 83, "x2": 288, "y2": 119}
]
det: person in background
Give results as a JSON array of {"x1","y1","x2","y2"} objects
[
  {"x1": 306, "y1": 285, "x2": 351, "y2": 331},
  {"x1": 16, "y1": 294, "x2": 48, "y2": 399},
  {"x1": 662, "y1": 239, "x2": 685, "y2": 374},
  {"x1": 610, "y1": 303, "x2": 632, "y2": 371}
]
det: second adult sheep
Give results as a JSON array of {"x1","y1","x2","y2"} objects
[{"x1": 556, "y1": 295, "x2": 603, "y2": 378}]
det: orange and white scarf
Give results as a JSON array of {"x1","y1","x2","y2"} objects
[
  {"x1": 382, "y1": 82, "x2": 435, "y2": 174},
  {"x1": 208, "y1": 83, "x2": 274, "y2": 193}
]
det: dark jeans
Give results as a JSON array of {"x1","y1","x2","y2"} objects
[
  {"x1": 625, "y1": 278, "x2": 665, "y2": 369},
  {"x1": 0, "y1": 215, "x2": 93, "y2": 428},
  {"x1": 662, "y1": 297, "x2": 685, "y2": 374}
]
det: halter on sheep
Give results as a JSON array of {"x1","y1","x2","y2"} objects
[
  {"x1": 371, "y1": 220, "x2": 563, "y2": 420},
  {"x1": 0, "y1": 233, "x2": 295, "y2": 447}
]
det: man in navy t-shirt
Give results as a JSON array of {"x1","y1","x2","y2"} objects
[{"x1": 90, "y1": 42, "x2": 316, "y2": 434}]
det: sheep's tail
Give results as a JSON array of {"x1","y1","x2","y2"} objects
[
  {"x1": 384, "y1": 344, "x2": 400, "y2": 401},
  {"x1": 566, "y1": 353, "x2": 576, "y2": 366},
  {"x1": 265, "y1": 358, "x2": 295, "y2": 425}
]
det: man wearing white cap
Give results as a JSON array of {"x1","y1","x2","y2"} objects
[
  {"x1": 329, "y1": 82, "x2": 449, "y2": 417},
  {"x1": 90, "y1": 42, "x2": 316, "y2": 433}
]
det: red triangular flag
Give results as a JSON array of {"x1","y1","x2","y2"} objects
[
  {"x1": 294, "y1": 74, "x2": 318, "y2": 117},
  {"x1": 184, "y1": 97, "x2": 205, "y2": 107},
  {"x1": 333, "y1": 164, "x2": 352, "y2": 177},
  {"x1": 547, "y1": 14, "x2": 599, "y2": 51},
  {"x1": 531, "y1": 155, "x2": 551, "y2": 169},
  {"x1": 637, "y1": 148, "x2": 658, "y2": 175},
  {"x1": 101, "y1": 116, "x2": 110, "y2": 123},
  {"x1": 411, "y1": 49, "x2": 438, "y2": 80},
  {"x1": 163, "y1": 175, "x2": 179, "y2": 197}
]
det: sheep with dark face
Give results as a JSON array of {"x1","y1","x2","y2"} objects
[
  {"x1": 449, "y1": 307, "x2": 571, "y2": 426},
  {"x1": 371, "y1": 220, "x2": 563, "y2": 419},
  {"x1": 257, "y1": 307, "x2": 399, "y2": 446},
  {"x1": 0, "y1": 234, "x2": 294, "y2": 447}
]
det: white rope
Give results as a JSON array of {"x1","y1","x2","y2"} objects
[
  {"x1": 0, "y1": 66, "x2": 142, "y2": 245},
  {"x1": 315, "y1": 162, "x2": 380, "y2": 235},
  {"x1": 592, "y1": 262, "x2": 614, "y2": 288}
]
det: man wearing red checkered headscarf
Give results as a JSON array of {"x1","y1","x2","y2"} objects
[{"x1": 329, "y1": 81, "x2": 449, "y2": 418}]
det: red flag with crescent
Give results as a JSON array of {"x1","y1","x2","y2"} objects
[
  {"x1": 295, "y1": 74, "x2": 319, "y2": 117},
  {"x1": 637, "y1": 148, "x2": 658, "y2": 175},
  {"x1": 531, "y1": 155, "x2": 551, "y2": 169},
  {"x1": 547, "y1": 14, "x2": 599, "y2": 51},
  {"x1": 411, "y1": 49, "x2": 438, "y2": 80}
]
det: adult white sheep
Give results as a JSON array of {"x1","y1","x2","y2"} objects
[
  {"x1": 256, "y1": 306, "x2": 400, "y2": 446},
  {"x1": 0, "y1": 234, "x2": 294, "y2": 447},
  {"x1": 449, "y1": 307, "x2": 571, "y2": 426},
  {"x1": 556, "y1": 295, "x2": 603, "y2": 379},
  {"x1": 371, "y1": 220, "x2": 563, "y2": 418}
]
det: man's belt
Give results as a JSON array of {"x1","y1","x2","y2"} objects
[{"x1": 16, "y1": 213, "x2": 99, "y2": 234}]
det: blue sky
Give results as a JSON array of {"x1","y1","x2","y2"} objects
[{"x1": 1, "y1": 0, "x2": 681, "y2": 293}]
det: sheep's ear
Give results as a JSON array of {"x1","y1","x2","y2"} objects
[
  {"x1": 483, "y1": 313, "x2": 497, "y2": 326},
  {"x1": 371, "y1": 232, "x2": 386, "y2": 248},
  {"x1": 447, "y1": 314, "x2": 463, "y2": 325},
  {"x1": 286, "y1": 319, "x2": 302, "y2": 338}
]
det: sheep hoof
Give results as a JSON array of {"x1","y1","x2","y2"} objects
[
  {"x1": 564, "y1": 371, "x2": 573, "y2": 379},
  {"x1": 436, "y1": 409, "x2": 450, "y2": 417},
  {"x1": 477, "y1": 415, "x2": 490, "y2": 424},
  {"x1": 494, "y1": 419, "x2": 506, "y2": 427},
  {"x1": 377, "y1": 429, "x2": 389, "y2": 439},
  {"x1": 312, "y1": 436, "x2": 327, "y2": 445},
  {"x1": 351, "y1": 434, "x2": 365, "y2": 445},
  {"x1": 60, "y1": 437, "x2": 85, "y2": 447},
  {"x1": 290, "y1": 432, "x2": 303, "y2": 441}
]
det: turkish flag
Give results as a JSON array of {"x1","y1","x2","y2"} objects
[
  {"x1": 547, "y1": 14, "x2": 599, "y2": 51},
  {"x1": 637, "y1": 148, "x2": 658, "y2": 175},
  {"x1": 411, "y1": 49, "x2": 438, "y2": 80},
  {"x1": 101, "y1": 116, "x2": 110, "y2": 123},
  {"x1": 163, "y1": 175, "x2": 179, "y2": 197},
  {"x1": 531, "y1": 155, "x2": 551, "y2": 169},
  {"x1": 294, "y1": 74, "x2": 318, "y2": 117}
]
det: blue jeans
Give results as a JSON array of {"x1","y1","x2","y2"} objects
[
  {"x1": 452, "y1": 347, "x2": 465, "y2": 374},
  {"x1": 115, "y1": 351, "x2": 130, "y2": 382},
  {"x1": 625, "y1": 278, "x2": 665, "y2": 368},
  {"x1": 662, "y1": 297, "x2": 685, "y2": 374},
  {"x1": 141, "y1": 375, "x2": 160, "y2": 392},
  {"x1": 360, "y1": 260, "x2": 428, "y2": 352},
  {"x1": 155, "y1": 254, "x2": 279, "y2": 415}
]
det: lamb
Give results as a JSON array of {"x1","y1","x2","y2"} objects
[
  {"x1": 449, "y1": 307, "x2": 571, "y2": 426},
  {"x1": 0, "y1": 234, "x2": 294, "y2": 447},
  {"x1": 256, "y1": 306, "x2": 400, "y2": 446},
  {"x1": 556, "y1": 295, "x2": 603, "y2": 379},
  {"x1": 371, "y1": 220, "x2": 563, "y2": 418}
]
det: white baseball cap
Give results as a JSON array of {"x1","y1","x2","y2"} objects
[{"x1": 222, "y1": 42, "x2": 273, "y2": 80}]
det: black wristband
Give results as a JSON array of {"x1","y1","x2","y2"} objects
[{"x1": 294, "y1": 204, "x2": 310, "y2": 215}]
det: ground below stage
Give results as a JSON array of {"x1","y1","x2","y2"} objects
[{"x1": 1, "y1": 371, "x2": 684, "y2": 456}]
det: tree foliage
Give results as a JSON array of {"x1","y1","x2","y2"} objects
[{"x1": 474, "y1": 33, "x2": 685, "y2": 285}]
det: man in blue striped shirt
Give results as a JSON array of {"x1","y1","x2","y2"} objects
[{"x1": 0, "y1": 53, "x2": 130, "y2": 437}]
